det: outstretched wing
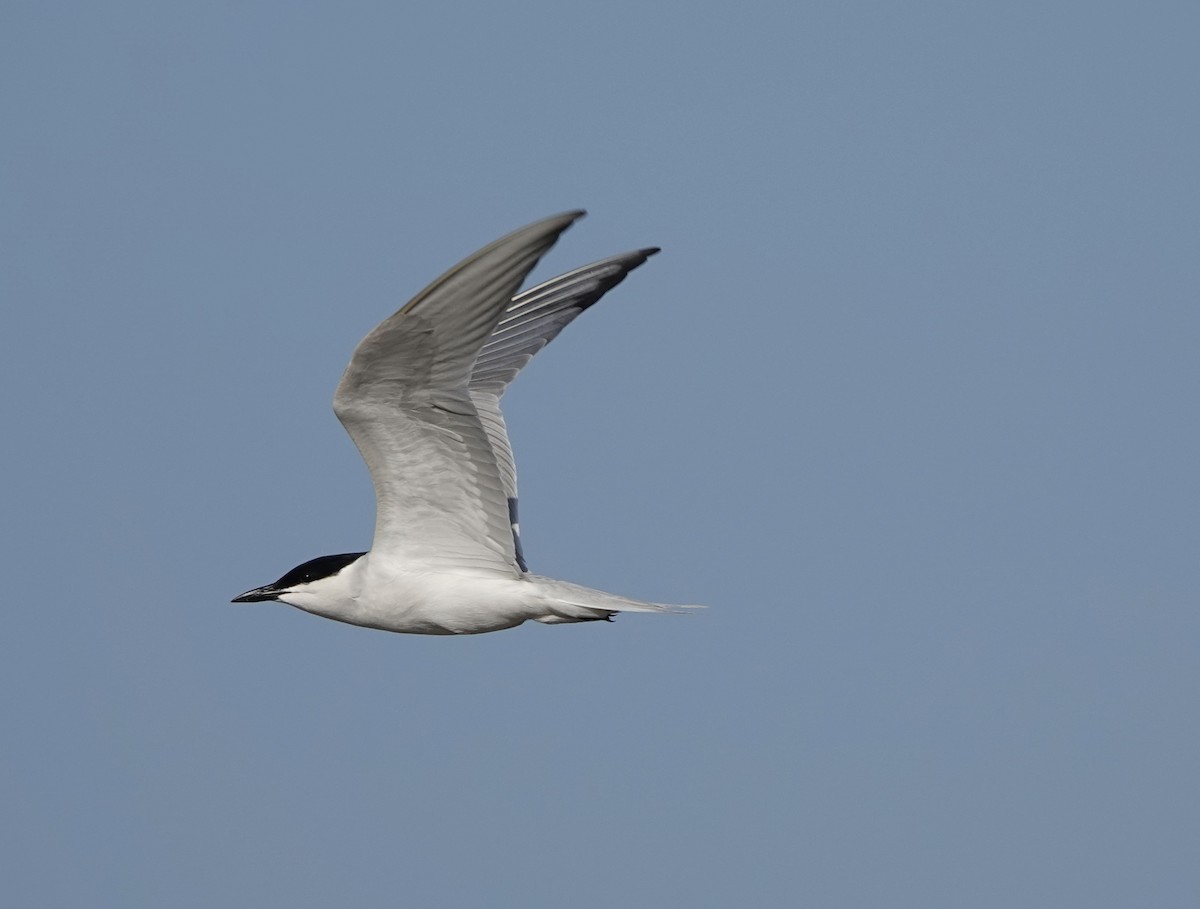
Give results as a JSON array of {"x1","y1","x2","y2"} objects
[
  {"x1": 333, "y1": 211, "x2": 584, "y2": 575},
  {"x1": 469, "y1": 248, "x2": 660, "y2": 570}
]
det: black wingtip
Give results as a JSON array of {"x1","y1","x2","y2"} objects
[
  {"x1": 519, "y1": 210, "x2": 586, "y2": 240},
  {"x1": 560, "y1": 247, "x2": 662, "y2": 314},
  {"x1": 622, "y1": 247, "x2": 661, "y2": 269}
]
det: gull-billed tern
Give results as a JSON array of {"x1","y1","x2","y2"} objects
[{"x1": 233, "y1": 211, "x2": 699, "y2": 634}]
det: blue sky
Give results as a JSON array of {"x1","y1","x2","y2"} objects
[{"x1": 3, "y1": 2, "x2": 1198, "y2": 906}]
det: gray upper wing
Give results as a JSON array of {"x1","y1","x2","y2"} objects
[{"x1": 333, "y1": 211, "x2": 584, "y2": 575}]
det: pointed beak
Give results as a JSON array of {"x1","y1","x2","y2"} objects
[{"x1": 231, "y1": 585, "x2": 280, "y2": 603}]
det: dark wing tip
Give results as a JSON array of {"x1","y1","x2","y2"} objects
[
  {"x1": 572, "y1": 247, "x2": 662, "y2": 313},
  {"x1": 550, "y1": 209, "x2": 587, "y2": 227}
]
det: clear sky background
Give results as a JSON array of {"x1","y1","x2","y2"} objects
[{"x1": 3, "y1": 3, "x2": 1198, "y2": 906}]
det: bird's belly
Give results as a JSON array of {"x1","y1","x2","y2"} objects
[{"x1": 351, "y1": 571, "x2": 535, "y2": 635}]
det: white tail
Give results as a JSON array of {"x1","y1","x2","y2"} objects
[{"x1": 529, "y1": 574, "x2": 703, "y2": 624}]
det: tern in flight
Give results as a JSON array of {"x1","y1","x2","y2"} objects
[{"x1": 233, "y1": 211, "x2": 699, "y2": 634}]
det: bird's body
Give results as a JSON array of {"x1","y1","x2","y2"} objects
[
  {"x1": 234, "y1": 211, "x2": 698, "y2": 635},
  {"x1": 277, "y1": 557, "x2": 675, "y2": 635}
]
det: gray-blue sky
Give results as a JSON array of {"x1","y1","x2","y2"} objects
[{"x1": 2, "y1": 2, "x2": 1198, "y2": 906}]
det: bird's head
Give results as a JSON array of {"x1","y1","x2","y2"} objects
[{"x1": 232, "y1": 552, "x2": 366, "y2": 609}]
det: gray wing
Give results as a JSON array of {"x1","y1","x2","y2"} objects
[
  {"x1": 333, "y1": 211, "x2": 584, "y2": 575},
  {"x1": 468, "y1": 248, "x2": 660, "y2": 571}
]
